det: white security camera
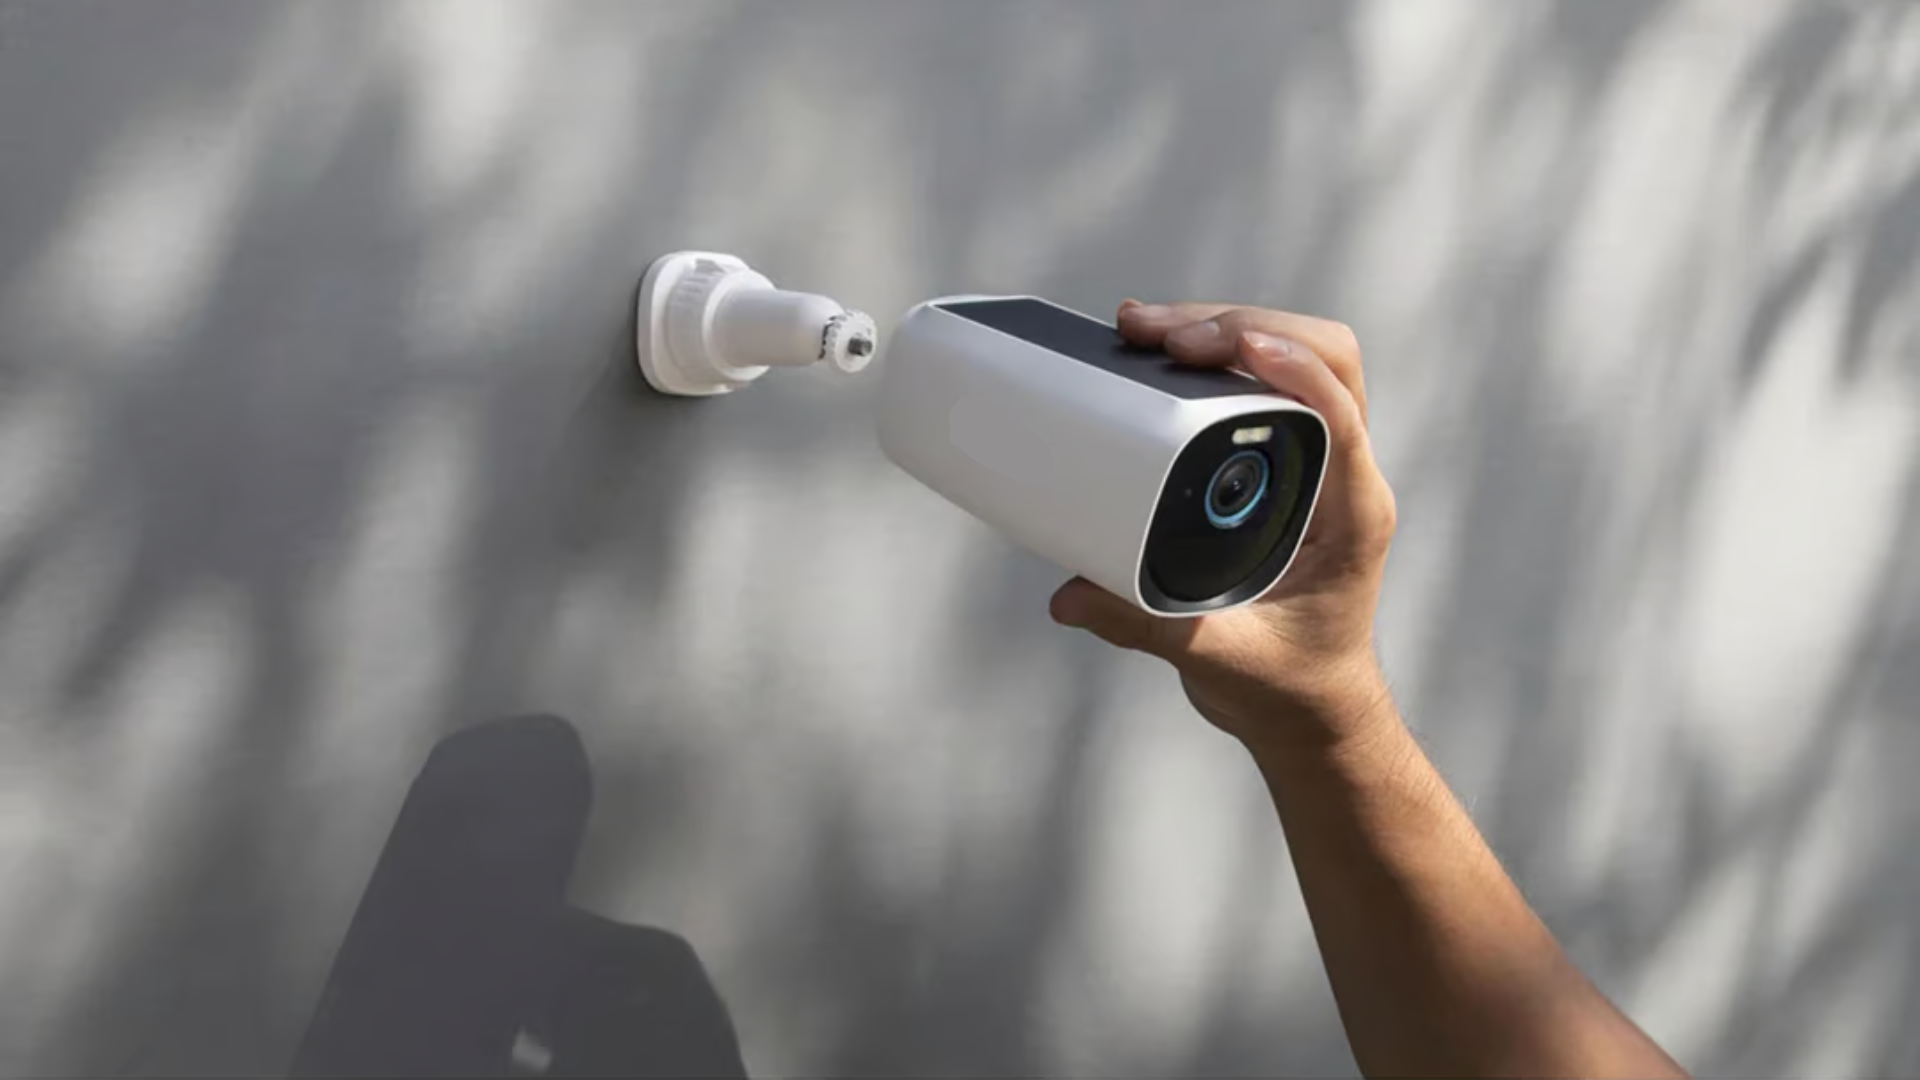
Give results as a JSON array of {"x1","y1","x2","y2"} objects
[{"x1": 876, "y1": 297, "x2": 1329, "y2": 616}]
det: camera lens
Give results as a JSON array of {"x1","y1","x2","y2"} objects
[{"x1": 1206, "y1": 450, "x2": 1270, "y2": 529}]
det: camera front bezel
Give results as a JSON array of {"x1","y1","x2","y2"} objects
[{"x1": 1140, "y1": 411, "x2": 1327, "y2": 614}]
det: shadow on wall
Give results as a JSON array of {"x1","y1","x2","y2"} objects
[
  {"x1": 0, "y1": 1, "x2": 1916, "y2": 1078},
  {"x1": 293, "y1": 714, "x2": 747, "y2": 1079},
  {"x1": 0, "y1": 3, "x2": 1357, "y2": 1074},
  {"x1": 1377, "y1": 4, "x2": 1920, "y2": 1076}
]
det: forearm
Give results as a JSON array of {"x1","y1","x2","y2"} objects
[{"x1": 1248, "y1": 685, "x2": 1685, "y2": 1079}]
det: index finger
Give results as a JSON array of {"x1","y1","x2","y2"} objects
[
  {"x1": 1211, "y1": 309, "x2": 1367, "y2": 426},
  {"x1": 1114, "y1": 301, "x2": 1238, "y2": 345},
  {"x1": 1119, "y1": 302, "x2": 1368, "y2": 426}
]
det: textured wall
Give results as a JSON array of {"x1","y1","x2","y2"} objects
[{"x1": 1, "y1": 1, "x2": 1917, "y2": 1076}]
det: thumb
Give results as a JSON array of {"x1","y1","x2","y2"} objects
[{"x1": 1050, "y1": 578, "x2": 1183, "y2": 659}]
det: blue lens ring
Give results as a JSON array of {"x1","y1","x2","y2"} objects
[{"x1": 1205, "y1": 450, "x2": 1271, "y2": 530}]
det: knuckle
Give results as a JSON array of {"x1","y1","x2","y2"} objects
[
  {"x1": 1365, "y1": 486, "x2": 1399, "y2": 546},
  {"x1": 1319, "y1": 319, "x2": 1361, "y2": 362},
  {"x1": 1170, "y1": 302, "x2": 1236, "y2": 326},
  {"x1": 1210, "y1": 307, "x2": 1258, "y2": 334},
  {"x1": 1325, "y1": 318, "x2": 1359, "y2": 348}
]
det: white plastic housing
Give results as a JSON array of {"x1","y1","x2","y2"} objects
[
  {"x1": 876, "y1": 296, "x2": 1329, "y2": 616},
  {"x1": 637, "y1": 251, "x2": 877, "y2": 396}
]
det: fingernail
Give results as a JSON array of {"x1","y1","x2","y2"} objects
[
  {"x1": 1242, "y1": 331, "x2": 1295, "y2": 359},
  {"x1": 1126, "y1": 304, "x2": 1173, "y2": 320},
  {"x1": 1167, "y1": 320, "x2": 1223, "y2": 349}
]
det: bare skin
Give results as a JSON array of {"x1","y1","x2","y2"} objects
[{"x1": 1049, "y1": 301, "x2": 1688, "y2": 1080}]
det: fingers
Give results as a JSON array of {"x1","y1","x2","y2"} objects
[
  {"x1": 1124, "y1": 302, "x2": 1368, "y2": 459},
  {"x1": 1238, "y1": 332, "x2": 1398, "y2": 558},
  {"x1": 1050, "y1": 578, "x2": 1188, "y2": 659},
  {"x1": 1117, "y1": 302, "x2": 1368, "y2": 425},
  {"x1": 1052, "y1": 578, "x2": 1257, "y2": 674},
  {"x1": 1116, "y1": 300, "x2": 1394, "y2": 560},
  {"x1": 1235, "y1": 333, "x2": 1368, "y2": 458},
  {"x1": 1214, "y1": 310, "x2": 1367, "y2": 425},
  {"x1": 1115, "y1": 301, "x2": 1240, "y2": 345}
]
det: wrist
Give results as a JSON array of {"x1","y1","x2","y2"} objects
[{"x1": 1237, "y1": 656, "x2": 1403, "y2": 767}]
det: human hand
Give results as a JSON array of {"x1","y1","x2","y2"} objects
[{"x1": 1050, "y1": 301, "x2": 1399, "y2": 753}]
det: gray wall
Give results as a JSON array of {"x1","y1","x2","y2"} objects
[{"x1": 2, "y1": 1, "x2": 1918, "y2": 1075}]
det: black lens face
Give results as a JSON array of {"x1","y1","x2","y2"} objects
[
  {"x1": 1141, "y1": 413, "x2": 1328, "y2": 611},
  {"x1": 1206, "y1": 451, "x2": 1270, "y2": 528}
]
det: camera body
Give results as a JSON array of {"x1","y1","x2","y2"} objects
[{"x1": 877, "y1": 297, "x2": 1330, "y2": 617}]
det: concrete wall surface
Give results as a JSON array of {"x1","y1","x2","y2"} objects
[{"x1": 2, "y1": 1, "x2": 1917, "y2": 1075}]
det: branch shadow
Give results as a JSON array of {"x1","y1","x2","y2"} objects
[{"x1": 3, "y1": 2, "x2": 1916, "y2": 1079}]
